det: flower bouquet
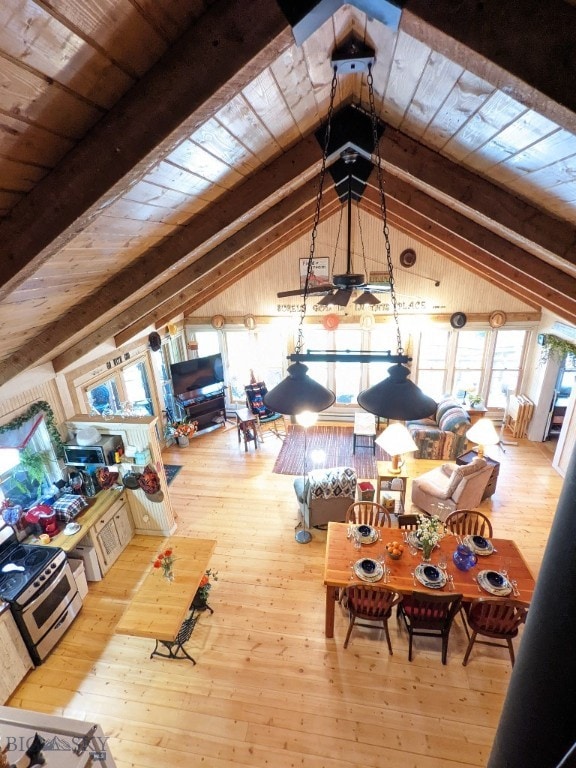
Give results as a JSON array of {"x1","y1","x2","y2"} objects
[
  {"x1": 192, "y1": 568, "x2": 218, "y2": 609},
  {"x1": 416, "y1": 514, "x2": 443, "y2": 561},
  {"x1": 154, "y1": 548, "x2": 176, "y2": 581}
]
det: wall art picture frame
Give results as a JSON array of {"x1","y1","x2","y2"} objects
[{"x1": 299, "y1": 257, "x2": 329, "y2": 290}]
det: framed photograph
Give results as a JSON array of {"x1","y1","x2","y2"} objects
[{"x1": 300, "y1": 257, "x2": 329, "y2": 290}]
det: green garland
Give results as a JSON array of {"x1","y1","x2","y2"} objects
[
  {"x1": 0, "y1": 400, "x2": 64, "y2": 459},
  {"x1": 540, "y1": 334, "x2": 576, "y2": 366}
]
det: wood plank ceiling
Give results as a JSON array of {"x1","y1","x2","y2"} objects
[{"x1": 0, "y1": 0, "x2": 575, "y2": 388}]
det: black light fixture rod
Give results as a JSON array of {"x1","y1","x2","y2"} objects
[{"x1": 288, "y1": 351, "x2": 411, "y2": 364}]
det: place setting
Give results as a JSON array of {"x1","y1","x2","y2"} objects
[
  {"x1": 347, "y1": 523, "x2": 379, "y2": 545},
  {"x1": 475, "y1": 570, "x2": 514, "y2": 596},
  {"x1": 413, "y1": 563, "x2": 448, "y2": 589},
  {"x1": 462, "y1": 534, "x2": 496, "y2": 556}
]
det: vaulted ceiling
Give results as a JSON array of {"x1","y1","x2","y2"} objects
[{"x1": 1, "y1": 0, "x2": 576, "y2": 389}]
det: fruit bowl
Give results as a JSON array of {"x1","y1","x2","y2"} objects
[{"x1": 385, "y1": 541, "x2": 404, "y2": 560}]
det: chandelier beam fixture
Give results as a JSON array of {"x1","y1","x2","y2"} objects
[{"x1": 288, "y1": 350, "x2": 411, "y2": 364}]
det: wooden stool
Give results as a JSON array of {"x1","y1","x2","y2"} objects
[
  {"x1": 353, "y1": 413, "x2": 376, "y2": 454},
  {"x1": 236, "y1": 407, "x2": 258, "y2": 452}
]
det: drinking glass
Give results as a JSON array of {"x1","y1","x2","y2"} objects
[{"x1": 438, "y1": 550, "x2": 447, "y2": 570}]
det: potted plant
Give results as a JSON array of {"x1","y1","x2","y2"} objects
[
  {"x1": 10, "y1": 447, "x2": 50, "y2": 505},
  {"x1": 192, "y1": 568, "x2": 218, "y2": 610},
  {"x1": 169, "y1": 420, "x2": 198, "y2": 447}
]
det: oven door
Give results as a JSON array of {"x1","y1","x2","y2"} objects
[{"x1": 19, "y1": 562, "x2": 78, "y2": 646}]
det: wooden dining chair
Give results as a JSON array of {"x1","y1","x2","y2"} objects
[
  {"x1": 462, "y1": 598, "x2": 529, "y2": 666},
  {"x1": 345, "y1": 501, "x2": 392, "y2": 527},
  {"x1": 397, "y1": 514, "x2": 420, "y2": 530},
  {"x1": 444, "y1": 509, "x2": 493, "y2": 538},
  {"x1": 398, "y1": 591, "x2": 463, "y2": 664},
  {"x1": 342, "y1": 585, "x2": 402, "y2": 652}
]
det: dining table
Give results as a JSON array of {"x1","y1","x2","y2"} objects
[{"x1": 322, "y1": 522, "x2": 535, "y2": 638}]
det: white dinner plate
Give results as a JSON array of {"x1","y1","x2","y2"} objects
[
  {"x1": 464, "y1": 535, "x2": 494, "y2": 556},
  {"x1": 64, "y1": 522, "x2": 81, "y2": 535},
  {"x1": 353, "y1": 558, "x2": 384, "y2": 583},
  {"x1": 477, "y1": 570, "x2": 512, "y2": 596}
]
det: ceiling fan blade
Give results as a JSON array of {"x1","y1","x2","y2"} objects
[
  {"x1": 277, "y1": 284, "x2": 334, "y2": 298},
  {"x1": 365, "y1": 283, "x2": 391, "y2": 293}
]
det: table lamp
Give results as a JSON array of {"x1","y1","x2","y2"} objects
[
  {"x1": 466, "y1": 417, "x2": 499, "y2": 457},
  {"x1": 375, "y1": 423, "x2": 418, "y2": 474}
]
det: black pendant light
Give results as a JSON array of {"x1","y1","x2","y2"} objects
[
  {"x1": 263, "y1": 66, "x2": 338, "y2": 417},
  {"x1": 357, "y1": 64, "x2": 437, "y2": 421},
  {"x1": 263, "y1": 361, "x2": 335, "y2": 415},
  {"x1": 358, "y1": 363, "x2": 436, "y2": 420}
]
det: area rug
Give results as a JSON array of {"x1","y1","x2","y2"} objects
[
  {"x1": 164, "y1": 464, "x2": 183, "y2": 485},
  {"x1": 272, "y1": 425, "x2": 390, "y2": 477}
]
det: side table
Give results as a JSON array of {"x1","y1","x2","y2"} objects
[
  {"x1": 456, "y1": 449, "x2": 499, "y2": 499},
  {"x1": 375, "y1": 461, "x2": 408, "y2": 515},
  {"x1": 235, "y1": 407, "x2": 258, "y2": 452},
  {"x1": 466, "y1": 406, "x2": 487, "y2": 427}
]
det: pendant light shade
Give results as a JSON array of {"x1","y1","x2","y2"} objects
[
  {"x1": 358, "y1": 363, "x2": 437, "y2": 421},
  {"x1": 263, "y1": 362, "x2": 335, "y2": 416}
]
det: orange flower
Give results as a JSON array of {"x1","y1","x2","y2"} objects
[
  {"x1": 153, "y1": 560, "x2": 161, "y2": 569},
  {"x1": 164, "y1": 549, "x2": 172, "y2": 557},
  {"x1": 199, "y1": 575, "x2": 209, "y2": 587}
]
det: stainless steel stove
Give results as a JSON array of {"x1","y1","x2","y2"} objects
[{"x1": 0, "y1": 518, "x2": 81, "y2": 665}]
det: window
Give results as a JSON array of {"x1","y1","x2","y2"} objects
[
  {"x1": 85, "y1": 357, "x2": 156, "y2": 417},
  {"x1": 0, "y1": 419, "x2": 61, "y2": 509},
  {"x1": 224, "y1": 328, "x2": 285, "y2": 402},
  {"x1": 486, "y1": 330, "x2": 528, "y2": 408},
  {"x1": 414, "y1": 329, "x2": 450, "y2": 401},
  {"x1": 452, "y1": 330, "x2": 487, "y2": 400}
]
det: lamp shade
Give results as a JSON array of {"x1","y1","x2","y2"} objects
[
  {"x1": 466, "y1": 417, "x2": 499, "y2": 455},
  {"x1": 357, "y1": 364, "x2": 437, "y2": 421},
  {"x1": 375, "y1": 423, "x2": 418, "y2": 457},
  {"x1": 263, "y1": 362, "x2": 335, "y2": 416}
]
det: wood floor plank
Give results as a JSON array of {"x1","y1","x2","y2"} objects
[{"x1": 7, "y1": 422, "x2": 563, "y2": 767}]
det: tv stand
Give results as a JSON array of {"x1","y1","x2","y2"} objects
[{"x1": 178, "y1": 383, "x2": 226, "y2": 432}]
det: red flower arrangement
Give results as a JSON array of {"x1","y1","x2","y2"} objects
[{"x1": 153, "y1": 548, "x2": 175, "y2": 581}]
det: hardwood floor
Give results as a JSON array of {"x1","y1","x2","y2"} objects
[{"x1": 8, "y1": 423, "x2": 564, "y2": 767}]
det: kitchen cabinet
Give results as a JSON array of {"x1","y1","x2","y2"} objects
[
  {"x1": 0, "y1": 607, "x2": 33, "y2": 704},
  {"x1": 66, "y1": 415, "x2": 176, "y2": 535},
  {"x1": 87, "y1": 494, "x2": 133, "y2": 576}
]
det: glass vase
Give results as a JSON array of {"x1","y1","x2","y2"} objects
[{"x1": 421, "y1": 541, "x2": 433, "y2": 562}]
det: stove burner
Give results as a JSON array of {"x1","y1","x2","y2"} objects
[
  {"x1": 6, "y1": 545, "x2": 27, "y2": 563},
  {"x1": 25, "y1": 549, "x2": 50, "y2": 568}
]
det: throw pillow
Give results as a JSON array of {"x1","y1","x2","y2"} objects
[
  {"x1": 457, "y1": 458, "x2": 487, "y2": 476},
  {"x1": 445, "y1": 469, "x2": 466, "y2": 497},
  {"x1": 441, "y1": 462, "x2": 459, "y2": 477},
  {"x1": 438, "y1": 406, "x2": 470, "y2": 433}
]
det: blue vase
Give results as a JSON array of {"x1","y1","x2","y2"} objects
[{"x1": 453, "y1": 544, "x2": 477, "y2": 571}]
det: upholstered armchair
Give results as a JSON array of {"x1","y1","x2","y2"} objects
[
  {"x1": 407, "y1": 398, "x2": 471, "y2": 460},
  {"x1": 293, "y1": 466, "x2": 357, "y2": 529},
  {"x1": 411, "y1": 457, "x2": 493, "y2": 520}
]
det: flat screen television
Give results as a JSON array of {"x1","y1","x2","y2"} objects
[{"x1": 170, "y1": 354, "x2": 224, "y2": 396}]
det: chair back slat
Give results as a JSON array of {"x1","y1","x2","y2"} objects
[
  {"x1": 444, "y1": 509, "x2": 493, "y2": 538},
  {"x1": 346, "y1": 501, "x2": 391, "y2": 527}
]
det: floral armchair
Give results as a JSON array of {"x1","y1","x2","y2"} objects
[{"x1": 407, "y1": 398, "x2": 471, "y2": 460}]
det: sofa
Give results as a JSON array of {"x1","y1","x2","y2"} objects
[
  {"x1": 411, "y1": 457, "x2": 493, "y2": 520},
  {"x1": 407, "y1": 398, "x2": 471, "y2": 460},
  {"x1": 293, "y1": 466, "x2": 357, "y2": 529}
]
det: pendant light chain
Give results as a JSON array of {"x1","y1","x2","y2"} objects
[
  {"x1": 367, "y1": 64, "x2": 403, "y2": 356},
  {"x1": 296, "y1": 65, "x2": 338, "y2": 355}
]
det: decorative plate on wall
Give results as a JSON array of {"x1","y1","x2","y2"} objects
[
  {"x1": 322, "y1": 313, "x2": 340, "y2": 330},
  {"x1": 211, "y1": 314, "x2": 225, "y2": 329},
  {"x1": 244, "y1": 314, "x2": 256, "y2": 330},
  {"x1": 489, "y1": 310, "x2": 507, "y2": 328},
  {"x1": 399, "y1": 248, "x2": 417, "y2": 268},
  {"x1": 450, "y1": 312, "x2": 467, "y2": 329}
]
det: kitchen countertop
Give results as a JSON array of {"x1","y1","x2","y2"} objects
[
  {"x1": 0, "y1": 705, "x2": 117, "y2": 766},
  {"x1": 25, "y1": 488, "x2": 124, "y2": 552}
]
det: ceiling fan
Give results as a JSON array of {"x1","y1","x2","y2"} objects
[{"x1": 277, "y1": 156, "x2": 391, "y2": 308}]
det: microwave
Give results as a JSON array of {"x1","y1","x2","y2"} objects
[{"x1": 63, "y1": 434, "x2": 124, "y2": 466}]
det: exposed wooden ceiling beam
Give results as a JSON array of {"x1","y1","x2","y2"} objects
[
  {"x1": 0, "y1": 0, "x2": 291, "y2": 300},
  {"x1": 50, "y1": 184, "x2": 339, "y2": 373},
  {"x1": 362, "y1": 180, "x2": 576, "y2": 323},
  {"x1": 378, "y1": 126, "x2": 576, "y2": 272},
  {"x1": 0, "y1": 137, "x2": 324, "y2": 383}
]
